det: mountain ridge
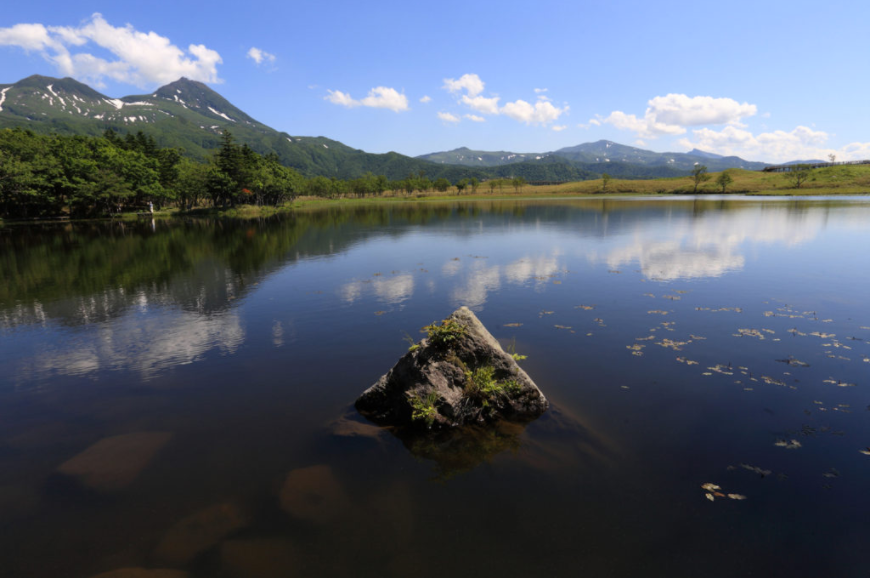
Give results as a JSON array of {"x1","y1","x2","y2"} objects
[{"x1": 1, "y1": 74, "x2": 768, "y2": 180}]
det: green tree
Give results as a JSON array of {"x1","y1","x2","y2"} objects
[
  {"x1": 455, "y1": 178, "x2": 469, "y2": 194},
  {"x1": 787, "y1": 164, "x2": 812, "y2": 189},
  {"x1": 715, "y1": 170, "x2": 734, "y2": 193},
  {"x1": 487, "y1": 179, "x2": 497, "y2": 194},
  {"x1": 690, "y1": 164, "x2": 710, "y2": 193},
  {"x1": 433, "y1": 177, "x2": 451, "y2": 193},
  {"x1": 511, "y1": 176, "x2": 526, "y2": 193},
  {"x1": 470, "y1": 177, "x2": 480, "y2": 194},
  {"x1": 601, "y1": 173, "x2": 611, "y2": 192}
]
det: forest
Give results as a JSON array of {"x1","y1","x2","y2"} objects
[{"x1": 0, "y1": 128, "x2": 528, "y2": 219}]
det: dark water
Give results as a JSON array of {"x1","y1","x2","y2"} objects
[{"x1": 1, "y1": 197, "x2": 869, "y2": 578}]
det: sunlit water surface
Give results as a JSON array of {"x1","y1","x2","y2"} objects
[{"x1": 1, "y1": 197, "x2": 869, "y2": 578}]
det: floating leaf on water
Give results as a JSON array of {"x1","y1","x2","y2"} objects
[
  {"x1": 701, "y1": 483, "x2": 721, "y2": 491},
  {"x1": 705, "y1": 493, "x2": 715, "y2": 502},
  {"x1": 776, "y1": 356, "x2": 810, "y2": 367},
  {"x1": 374, "y1": 311, "x2": 386, "y2": 316},
  {"x1": 626, "y1": 344, "x2": 645, "y2": 353},
  {"x1": 648, "y1": 310, "x2": 669, "y2": 315},
  {"x1": 552, "y1": 280, "x2": 562, "y2": 285},
  {"x1": 761, "y1": 375, "x2": 786, "y2": 386},
  {"x1": 664, "y1": 295, "x2": 681, "y2": 301},
  {"x1": 709, "y1": 364, "x2": 735, "y2": 376},
  {"x1": 643, "y1": 293, "x2": 656, "y2": 298},
  {"x1": 451, "y1": 257, "x2": 460, "y2": 261},
  {"x1": 702, "y1": 372, "x2": 713, "y2": 376},
  {"x1": 636, "y1": 335, "x2": 655, "y2": 341},
  {"x1": 554, "y1": 325, "x2": 572, "y2": 330},
  {"x1": 859, "y1": 448, "x2": 870, "y2": 456},
  {"x1": 586, "y1": 332, "x2": 593, "y2": 337},
  {"x1": 763, "y1": 311, "x2": 776, "y2": 317},
  {"x1": 372, "y1": 272, "x2": 382, "y2": 277},
  {"x1": 674, "y1": 290, "x2": 689, "y2": 294},
  {"x1": 690, "y1": 335, "x2": 707, "y2": 340},
  {"x1": 657, "y1": 339, "x2": 688, "y2": 351},
  {"x1": 762, "y1": 329, "x2": 775, "y2": 334},
  {"x1": 503, "y1": 323, "x2": 523, "y2": 328},
  {"x1": 774, "y1": 439, "x2": 802, "y2": 449},
  {"x1": 539, "y1": 311, "x2": 554, "y2": 317},
  {"x1": 836, "y1": 381, "x2": 857, "y2": 387},
  {"x1": 676, "y1": 357, "x2": 699, "y2": 365},
  {"x1": 620, "y1": 385, "x2": 630, "y2": 390},
  {"x1": 736, "y1": 328, "x2": 765, "y2": 339},
  {"x1": 727, "y1": 494, "x2": 747, "y2": 500},
  {"x1": 744, "y1": 387, "x2": 754, "y2": 391},
  {"x1": 575, "y1": 305, "x2": 595, "y2": 310},
  {"x1": 608, "y1": 270, "x2": 622, "y2": 274},
  {"x1": 788, "y1": 328, "x2": 807, "y2": 336},
  {"x1": 822, "y1": 468, "x2": 840, "y2": 479},
  {"x1": 810, "y1": 332, "x2": 835, "y2": 339}
]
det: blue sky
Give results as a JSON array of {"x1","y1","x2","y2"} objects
[{"x1": 1, "y1": 0, "x2": 868, "y2": 162}]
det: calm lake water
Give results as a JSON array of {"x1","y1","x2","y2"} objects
[{"x1": 1, "y1": 197, "x2": 869, "y2": 578}]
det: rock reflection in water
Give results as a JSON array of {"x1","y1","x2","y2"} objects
[{"x1": 379, "y1": 403, "x2": 615, "y2": 481}]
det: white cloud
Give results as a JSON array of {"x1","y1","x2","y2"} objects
[
  {"x1": 534, "y1": 88, "x2": 548, "y2": 94},
  {"x1": 325, "y1": 89, "x2": 356, "y2": 107},
  {"x1": 552, "y1": 125, "x2": 568, "y2": 132},
  {"x1": 246, "y1": 47, "x2": 275, "y2": 65},
  {"x1": 465, "y1": 114, "x2": 485, "y2": 122},
  {"x1": 443, "y1": 73, "x2": 567, "y2": 126},
  {"x1": 501, "y1": 99, "x2": 567, "y2": 125},
  {"x1": 443, "y1": 73, "x2": 484, "y2": 97},
  {"x1": 0, "y1": 14, "x2": 222, "y2": 88},
  {"x1": 325, "y1": 86, "x2": 409, "y2": 112},
  {"x1": 460, "y1": 94, "x2": 500, "y2": 115},
  {"x1": 635, "y1": 139, "x2": 647, "y2": 147},
  {"x1": 419, "y1": 95, "x2": 432, "y2": 103},
  {"x1": 601, "y1": 94, "x2": 757, "y2": 139},
  {"x1": 589, "y1": 118, "x2": 601, "y2": 126},
  {"x1": 677, "y1": 124, "x2": 870, "y2": 163},
  {"x1": 437, "y1": 111, "x2": 460, "y2": 123}
]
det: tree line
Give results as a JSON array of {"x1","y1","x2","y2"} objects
[{"x1": 0, "y1": 128, "x2": 528, "y2": 219}]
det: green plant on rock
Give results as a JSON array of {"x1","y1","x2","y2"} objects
[
  {"x1": 463, "y1": 366, "x2": 521, "y2": 406},
  {"x1": 506, "y1": 337, "x2": 527, "y2": 361},
  {"x1": 409, "y1": 391, "x2": 439, "y2": 427},
  {"x1": 423, "y1": 318, "x2": 466, "y2": 349}
]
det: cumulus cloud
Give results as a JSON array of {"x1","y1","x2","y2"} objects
[
  {"x1": 0, "y1": 14, "x2": 222, "y2": 87},
  {"x1": 600, "y1": 94, "x2": 757, "y2": 139},
  {"x1": 325, "y1": 86, "x2": 409, "y2": 112},
  {"x1": 501, "y1": 99, "x2": 567, "y2": 125},
  {"x1": 246, "y1": 47, "x2": 275, "y2": 65},
  {"x1": 465, "y1": 114, "x2": 485, "y2": 122},
  {"x1": 678, "y1": 124, "x2": 870, "y2": 163},
  {"x1": 419, "y1": 95, "x2": 432, "y2": 103},
  {"x1": 438, "y1": 111, "x2": 460, "y2": 123},
  {"x1": 552, "y1": 125, "x2": 568, "y2": 132},
  {"x1": 443, "y1": 73, "x2": 485, "y2": 97},
  {"x1": 442, "y1": 72, "x2": 567, "y2": 126},
  {"x1": 461, "y1": 94, "x2": 500, "y2": 115}
]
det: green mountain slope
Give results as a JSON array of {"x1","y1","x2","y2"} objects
[{"x1": 0, "y1": 74, "x2": 745, "y2": 182}]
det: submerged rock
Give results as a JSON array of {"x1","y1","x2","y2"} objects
[
  {"x1": 356, "y1": 307, "x2": 548, "y2": 430},
  {"x1": 153, "y1": 502, "x2": 250, "y2": 566},
  {"x1": 57, "y1": 432, "x2": 173, "y2": 491},
  {"x1": 279, "y1": 464, "x2": 350, "y2": 525}
]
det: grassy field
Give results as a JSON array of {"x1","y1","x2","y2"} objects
[{"x1": 13, "y1": 165, "x2": 870, "y2": 224}]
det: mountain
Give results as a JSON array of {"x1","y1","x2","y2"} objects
[
  {"x1": 417, "y1": 147, "x2": 549, "y2": 167},
  {"x1": 420, "y1": 140, "x2": 769, "y2": 173},
  {"x1": 0, "y1": 75, "x2": 764, "y2": 181},
  {"x1": 687, "y1": 148, "x2": 724, "y2": 159}
]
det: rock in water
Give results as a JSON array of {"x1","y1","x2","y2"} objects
[{"x1": 356, "y1": 307, "x2": 548, "y2": 429}]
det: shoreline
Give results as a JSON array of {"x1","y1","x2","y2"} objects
[{"x1": 3, "y1": 188, "x2": 870, "y2": 225}]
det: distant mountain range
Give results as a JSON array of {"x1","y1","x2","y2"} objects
[
  {"x1": 417, "y1": 141, "x2": 768, "y2": 173},
  {"x1": 1, "y1": 74, "x2": 770, "y2": 180}
]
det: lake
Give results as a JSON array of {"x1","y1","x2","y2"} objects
[{"x1": 1, "y1": 196, "x2": 869, "y2": 578}]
